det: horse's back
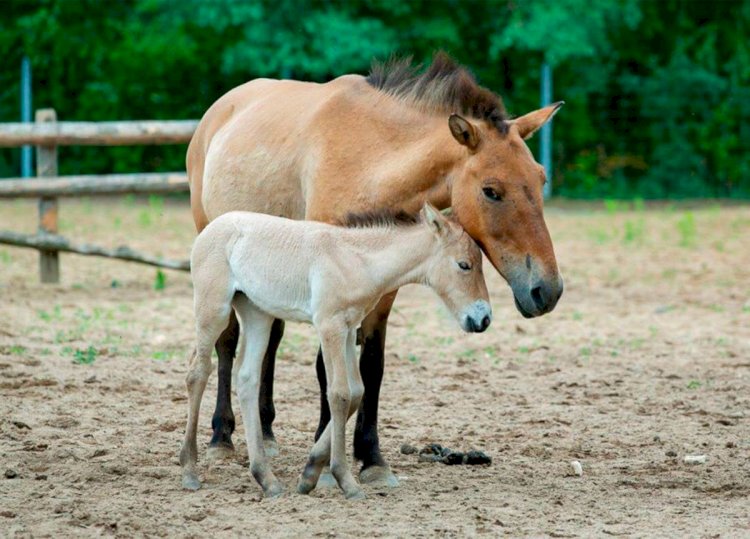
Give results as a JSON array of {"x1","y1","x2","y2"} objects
[{"x1": 188, "y1": 75, "x2": 368, "y2": 230}]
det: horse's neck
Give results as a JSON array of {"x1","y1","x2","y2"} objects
[
  {"x1": 351, "y1": 225, "x2": 436, "y2": 293},
  {"x1": 365, "y1": 112, "x2": 466, "y2": 213}
]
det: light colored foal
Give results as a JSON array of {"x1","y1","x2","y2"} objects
[{"x1": 180, "y1": 203, "x2": 491, "y2": 500}]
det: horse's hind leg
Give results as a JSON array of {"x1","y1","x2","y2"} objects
[
  {"x1": 208, "y1": 312, "x2": 239, "y2": 460},
  {"x1": 180, "y1": 291, "x2": 233, "y2": 490},
  {"x1": 259, "y1": 319, "x2": 284, "y2": 456},
  {"x1": 233, "y1": 295, "x2": 283, "y2": 498},
  {"x1": 354, "y1": 291, "x2": 400, "y2": 487}
]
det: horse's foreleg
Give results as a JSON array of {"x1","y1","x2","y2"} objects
[
  {"x1": 259, "y1": 319, "x2": 283, "y2": 456},
  {"x1": 354, "y1": 291, "x2": 400, "y2": 488},
  {"x1": 208, "y1": 312, "x2": 239, "y2": 459}
]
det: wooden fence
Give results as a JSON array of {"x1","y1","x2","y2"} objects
[{"x1": 0, "y1": 109, "x2": 198, "y2": 282}]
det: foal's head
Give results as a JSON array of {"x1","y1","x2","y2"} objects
[{"x1": 421, "y1": 204, "x2": 491, "y2": 333}]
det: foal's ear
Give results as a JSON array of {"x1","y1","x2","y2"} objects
[
  {"x1": 422, "y1": 202, "x2": 449, "y2": 236},
  {"x1": 449, "y1": 114, "x2": 480, "y2": 150}
]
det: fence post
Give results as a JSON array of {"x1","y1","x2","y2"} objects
[{"x1": 36, "y1": 108, "x2": 59, "y2": 283}]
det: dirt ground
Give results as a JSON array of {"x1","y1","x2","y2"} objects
[{"x1": 0, "y1": 197, "x2": 748, "y2": 538}]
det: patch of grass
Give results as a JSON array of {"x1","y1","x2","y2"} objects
[
  {"x1": 407, "y1": 353, "x2": 418, "y2": 364},
  {"x1": 154, "y1": 269, "x2": 166, "y2": 290},
  {"x1": 152, "y1": 350, "x2": 175, "y2": 361},
  {"x1": 686, "y1": 380, "x2": 701, "y2": 390},
  {"x1": 572, "y1": 311, "x2": 583, "y2": 321},
  {"x1": 623, "y1": 218, "x2": 645, "y2": 244},
  {"x1": 138, "y1": 210, "x2": 152, "y2": 227},
  {"x1": 588, "y1": 228, "x2": 612, "y2": 245},
  {"x1": 9, "y1": 345, "x2": 26, "y2": 355},
  {"x1": 72, "y1": 346, "x2": 97, "y2": 365},
  {"x1": 676, "y1": 212, "x2": 696, "y2": 248},
  {"x1": 148, "y1": 195, "x2": 165, "y2": 214},
  {"x1": 38, "y1": 305, "x2": 63, "y2": 322},
  {"x1": 579, "y1": 347, "x2": 592, "y2": 358},
  {"x1": 0, "y1": 250, "x2": 12, "y2": 264}
]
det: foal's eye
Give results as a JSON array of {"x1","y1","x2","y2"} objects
[
  {"x1": 457, "y1": 261, "x2": 472, "y2": 271},
  {"x1": 482, "y1": 187, "x2": 502, "y2": 202}
]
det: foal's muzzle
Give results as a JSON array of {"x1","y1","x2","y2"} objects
[{"x1": 461, "y1": 300, "x2": 492, "y2": 333}]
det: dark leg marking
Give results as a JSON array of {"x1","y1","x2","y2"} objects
[
  {"x1": 313, "y1": 346, "x2": 331, "y2": 442},
  {"x1": 353, "y1": 326, "x2": 387, "y2": 470},
  {"x1": 210, "y1": 311, "x2": 239, "y2": 450},
  {"x1": 259, "y1": 318, "x2": 283, "y2": 441}
]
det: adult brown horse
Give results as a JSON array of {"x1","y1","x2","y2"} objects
[{"x1": 186, "y1": 53, "x2": 563, "y2": 487}]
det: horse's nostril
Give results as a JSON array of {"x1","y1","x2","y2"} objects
[
  {"x1": 480, "y1": 315, "x2": 490, "y2": 332},
  {"x1": 530, "y1": 285, "x2": 545, "y2": 311}
]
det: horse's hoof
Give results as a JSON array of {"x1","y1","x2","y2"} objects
[
  {"x1": 315, "y1": 469, "x2": 337, "y2": 489},
  {"x1": 206, "y1": 443, "x2": 235, "y2": 463},
  {"x1": 296, "y1": 476, "x2": 315, "y2": 495},
  {"x1": 345, "y1": 488, "x2": 366, "y2": 501},
  {"x1": 359, "y1": 465, "x2": 399, "y2": 488},
  {"x1": 182, "y1": 473, "x2": 201, "y2": 491},
  {"x1": 263, "y1": 438, "x2": 280, "y2": 458},
  {"x1": 263, "y1": 482, "x2": 285, "y2": 499}
]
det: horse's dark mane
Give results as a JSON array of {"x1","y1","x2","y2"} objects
[
  {"x1": 366, "y1": 51, "x2": 508, "y2": 134},
  {"x1": 340, "y1": 209, "x2": 420, "y2": 229}
]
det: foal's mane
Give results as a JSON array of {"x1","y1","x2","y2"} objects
[
  {"x1": 340, "y1": 209, "x2": 420, "y2": 229},
  {"x1": 366, "y1": 51, "x2": 508, "y2": 134}
]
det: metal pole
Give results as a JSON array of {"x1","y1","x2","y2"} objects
[
  {"x1": 540, "y1": 62, "x2": 552, "y2": 199},
  {"x1": 21, "y1": 56, "x2": 33, "y2": 178}
]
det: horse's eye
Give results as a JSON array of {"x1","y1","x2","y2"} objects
[
  {"x1": 458, "y1": 261, "x2": 472, "y2": 271},
  {"x1": 483, "y1": 187, "x2": 502, "y2": 201}
]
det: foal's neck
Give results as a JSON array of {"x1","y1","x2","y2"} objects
[{"x1": 352, "y1": 225, "x2": 437, "y2": 295}]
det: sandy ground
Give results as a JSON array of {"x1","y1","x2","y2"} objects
[{"x1": 0, "y1": 197, "x2": 748, "y2": 538}]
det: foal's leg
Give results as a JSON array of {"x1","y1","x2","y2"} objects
[
  {"x1": 354, "y1": 291, "x2": 400, "y2": 487},
  {"x1": 299, "y1": 323, "x2": 364, "y2": 500},
  {"x1": 233, "y1": 296, "x2": 283, "y2": 498},
  {"x1": 180, "y1": 299, "x2": 233, "y2": 490}
]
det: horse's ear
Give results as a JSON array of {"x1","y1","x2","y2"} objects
[
  {"x1": 422, "y1": 202, "x2": 449, "y2": 236},
  {"x1": 449, "y1": 114, "x2": 480, "y2": 150},
  {"x1": 510, "y1": 101, "x2": 564, "y2": 140}
]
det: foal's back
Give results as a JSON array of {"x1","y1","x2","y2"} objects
[{"x1": 192, "y1": 212, "x2": 342, "y2": 323}]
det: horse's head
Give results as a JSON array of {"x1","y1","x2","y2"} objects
[
  {"x1": 448, "y1": 103, "x2": 564, "y2": 318},
  {"x1": 421, "y1": 203, "x2": 492, "y2": 333}
]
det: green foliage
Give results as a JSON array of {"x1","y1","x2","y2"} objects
[
  {"x1": 154, "y1": 269, "x2": 166, "y2": 290},
  {"x1": 72, "y1": 346, "x2": 97, "y2": 365},
  {"x1": 676, "y1": 212, "x2": 697, "y2": 247},
  {"x1": 0, "y1": 0, "x2": 747, "y2": 198}
]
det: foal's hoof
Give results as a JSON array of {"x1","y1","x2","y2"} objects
[
  {"x1": 263, "y1": 438, "x2": 280, "y2": 458},
  {"x1": 263, "y1": 482, "x2": 285, "y2": 499},
  {"x1": 359, "y1": 465, "x2": 399, "y2": 488},
  {"x1": 206, "y1": 443, "x2": 235, "y2": 463},
  {"x1": 296, "y1": 475, "x2": 316, "y2": 495},
  {"x1": 182, "y1": 472, "x2": 201, "y2": 491},
  {"x1": 345, "y1": 488, "x2": 366, "y2": 501},
  {"x1": 315, "y1": 469, "x2": 337, "y2": 489}
]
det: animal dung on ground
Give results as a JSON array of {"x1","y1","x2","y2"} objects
[
  {"x1": 400, "y1": 443, "x2": 418, "y2": 455},
  {"x1": 415, "y1": 443, "x2": 492, "y2": 466},
  {"x1": 570, "y1": 460, "x2": 583, "y2": 476},
  {"x1": 683, "y1": 455, "x2": 707, "y2": 465}
]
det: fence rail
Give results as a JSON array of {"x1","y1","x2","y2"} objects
[
  {"x1": 0, "y1": 109, "x2": 196, "y2": 282},
  {"x1": 0, "y1": 173, "x2": 188, "y2": 198},
  {"x1": 0, "y1": 120, "x2": 197, "y2": 146}
]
